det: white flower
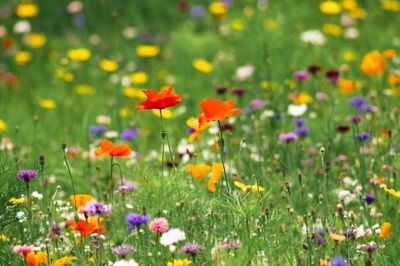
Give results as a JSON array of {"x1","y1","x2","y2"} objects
[
  {"x1": 105, "y1": 130, "x2": 119, "y2": 139},
  {"x1": 235, "y1": 64, "x2": 255, "y2": 81},
  {"x1": 160, "y1": 228, "x2": 186, "y2": 246},
  {"x1": 354, "y1": 225, "x2": 365, "y2": 239},
  {"x1": 13, "y1": 20, "x2": 31, "y2": 34},
  {"x1": 300, "y1": 30, "x2": 326, "y2": 45},
  {"x1": 344, "y1": 28, "x2": 359, "y2": 40},
  {"x1": 288, "y1": 104, "x2": 307, "y2": 117},
  {"x1": 96, "y1": 115, "x2": 111, "y2": 125},
  {"x1": 31, "y1": 191, "x2": 43, "y2": 200},
  {"x1": 113, "y1": 259, "x2": 139, "y2": 266}
]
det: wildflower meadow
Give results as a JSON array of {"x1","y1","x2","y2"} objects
[{"x1": 1, "y1": 0, "x2": 400, "y2": 265}]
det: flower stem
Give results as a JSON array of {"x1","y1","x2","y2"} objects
[
  {"x1": 62, "y1": 145, "x2": 77, "y2": 212},
  {"x1": 218, "y1": 121, "x2": 230, "y2": 193},
  {"x1": 110, "y1": 156, "x2": 114, "y2": 207},
  {"x1": 25, "y1": 180, "x2": 33, "y2": 241},
  {"x1": 159, "y1": 109, "x2": 175, "y2": 168}
]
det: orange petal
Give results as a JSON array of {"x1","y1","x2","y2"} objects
[{"x1": 110, "y1": 144, "x2": 131, "y2": 157}]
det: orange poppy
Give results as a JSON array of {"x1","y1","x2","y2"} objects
[
  {"x1": 69, "y1": 217, "x2": 105, "y2": 237},
  {"x1": 379, "y1": 222, "x2": 391, "y2": 238},
  {"x1": 198, "y1": 98, "x2": 241, "y2": 127},
  {"x1": 25, "y1": 251, "x2": 48, "y2": 266},
  {"x1": 187, "y1": 164, "x2": 212, "y2": 179},
  {"x1": 207, "y1": 163, "x2": 223, "y2": 192},
  {"x1": 70, "y1": 194, "x2": 94, "y2": 208},
  {"x1": 95, "y1": 140, "x2": 131, "y2": 158},
  {"x1": 52, "y1": 256, "x2": 76, "y2": 266},
  {"x1": 137, "y1": 86, "x2": 183, "y2": 110}
]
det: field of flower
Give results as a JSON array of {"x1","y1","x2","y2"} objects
[{"x1": 1, "y1": 0, "x2": 400, "y2": 265}]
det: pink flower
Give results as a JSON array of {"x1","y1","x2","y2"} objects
[
  {"x1": 149, "y1": 217, "x2": 169, "y2": 233},
  {"x1": 13, "y1": 244, "x2": 35, "y2": 254}
]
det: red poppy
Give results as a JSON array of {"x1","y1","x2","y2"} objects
[
  {"x1": 137, "y1": 86, "x2": 183, "y2": 110},
  {"x1": 68, "y1": 217, "x2": 105, "y2": 237},
  {"x1": 198, "y1": 98, "x2": 241, "y2": 127},
  {"x1": 95, "y1": 140, "x2": 131, "y2": 158}
]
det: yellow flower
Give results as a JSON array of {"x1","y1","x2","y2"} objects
[
  {"x1": 26, "y1": 33, "x2": 46, "y2": 48},
  {"x1": 56, "y1": 69, "x2": 74, "y2": 82},
  {"x1": 67, "y1": 48, "x2": 91, "y2": 62},
  {"x1": 167, "y1": 258, "x2": 192, "y2": 266},
  {"x1": 230, "y1": 19, "x2": 244, "y2": 31},
  {"x1": 383, "y1": 186, "x2": 400, "y2": 198},
  {"x1": 130, "y1": 72, "x2": 148, "y2": 84},
  {"x1": 136, "y1": 45, "x2": 160, "y2": 58},
  {"x1": 320, "y1": 1, "x2": 342, "y2": 14},
  {"x1": 360, "y1": 50, "x2": 385, "y2": 76},
  {"x1": 100, "y1": 59, "x2": 118, "y2": 72},
  {"x1": 15, "y1": 51, "x2": 32, "y2": 65},
  {"x1": 51, "y1": 256, "x2": 76, "y2": 266},
  {"x1": 74, "y1": 85, "x2": 95, "y2": 95},
  {"x1": 123, "y1": 87, "x2": 146, "y2": 98},
  {"x1": 329, "y1": 233, "x2": 346, "y2": 242},
  {"x1": 322, "y1": 23, "x2": 342, "y2": 36},
  {"x1": 209, "y1": 2, "x2": 227, "y2": 20},
  {"x1": 234, "y1": 181, "x2": 265, "y2": 192},
  {"x1": 379, "y1": 222, "x2": 391, "y2": 238},
  {"x1": 9, "y1": 197, "x2": 26, "y2": 205},
  {"x1": 341, "y1": 0, "x2": 358, "y2": 11},
  {"x1": 0, "y1": 119, "x2": 6, "y2": 132},
  {"x1": 186, "y1": 116, "x2": 211, "y2": 143},
  {"x1": 15, "y1": 3, "x2": 39, "y2": 18},
  {"x1": 119, "y1": 108, "x2": 130, "y2": 117},
  {"x1": 343, "y1": 51, "x2": 357, "y2": 62},
  {"x1": 383, "y1": 49, "x2": 396, "y2": 59},
  {"x1": 292, "y1": 91, "x2": 313, "y2": 104},
  {"x1": 38, "y1": 99, "x2": 56, "y2": 109},
  {"x1": 0, "y1": 234, "x2": 7, "y2": 240},
  {"x1": 382, "y1": 0, "x2": 400, "y2": 11},
  {"x1": 152, "y1": 109, "x2": 175, "y2": 119},
  {"x1": 349, "y1": 8, "x2": 366, "y2": 19},
  {"x1": 193, "y1": 59, "x2": 213, "y2": 73}
]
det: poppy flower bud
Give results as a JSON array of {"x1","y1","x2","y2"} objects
[
  {"x1": 336, "y1": 203, "x2": 343, "y2": 213},
  {"x1": 61, "y1": 143, "x2": 67, "y2": 151},
  {"x1": 284, "y1": 180, "x2": 291, "y2": 190},
  {"x1": 161, "y1": 130, "x2": 166, "y2": 139},
  {"x1": 39, "y1": 154, "x2": 45, "y2": 166},
  {"x1": 320, "y1": 147, "x2": 325, "y2": 154}
]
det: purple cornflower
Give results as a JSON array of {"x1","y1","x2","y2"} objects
[
  {"x1": 114, "y1": 178, "x2": 138, "y2": 194},
  {"x1": 89, "y1": 125, "x2": 107, "y2": 135},
  {"x1": 316, "y1": 236, "x2": 324, "y2": 245},
  {"x1": 120, "y1": 127, "x2": 139, "y2": 141},
  {"x1": 216, "y1": 86, "x2": 228, "y2": 95},
  {"x1": 126, "y1": 213, "x2": 150, "y2": 232},
  {"x1": 355, "y1": 132, "x2": 370, "y2": 141},
  {"x1": 191, "y1": 5, "x2": 206, "y2": 18},
  {"x1": 279, "y1": 132, "x2": 298, "y2": 142},
  {"x1": 331, "y1": 256, "x2": 348, "y2": 266},
  {"x1": 293, "y1": 118, "x2": 305, "y2": 127},
  {"x1": 182, "y1": 243, "x2": 204, "y2": 256},
  {"x1": 219, "y1": 240, "x2": 241, "y2": 249},
  {"x1": 72, "y1": 13, "x2": 85, "y2": 27},
  {"x1": 348, "y1": 115, "x2": 362, "y2": 124},
  {"x1": 187, "y1": 127, "x2": 196, "y2": 135},
  {"x1": 326, "y1": 69, "x2": 340, "y2": 83},
  {"x1": 364, "y1": 194, "x2": 375, "y2": 204},
  {"x1": 17, "y1": 170, "x2": 38, "y2": 181},
  {"x1": 294, "y1": 127, "x2": 310, "y2": 136},
  {"x1": 112, "y1": 244, "x2": 135, "y2": 257},
  {"x1": 307, "y1": 65, "x2": 321, "y2": 75},
  {"x1": 232, "y1": 87, "x2": 246, "y2": 97},
  {"x1": 367, "y1": 243, "x2": 378, "y2": 252},
  {"x1": 250, "y1": 99, "x2": 266, "y2": 109},
  {"x1": 358, "y1": 104, "x2": 376, "y2": 113},
  {"x1": 86, "y1": 200, "x2": 111, "y2": 217},
  {"x1": 336, "y1": 125, "x2": 350, "y2": 133},
  {"x1": 293, "y1": 71, "x2": 309, "y2": 80},
  {"x1": 349, "y1": 96, "x2": 365, "y2": 108}
]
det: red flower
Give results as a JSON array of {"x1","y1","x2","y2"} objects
[
  {"x1": 137, "y1": 86, "x2": 183, "y2": 110},
  {"x1": 198, "y1": 98, "x2": 241, "y2": 127},
  {"x1": 68, "y1": 217, "x2": 105, "y2": 237},
  {"x1": 95, "y1": 140, "x2": 131, "y2": 158}
]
